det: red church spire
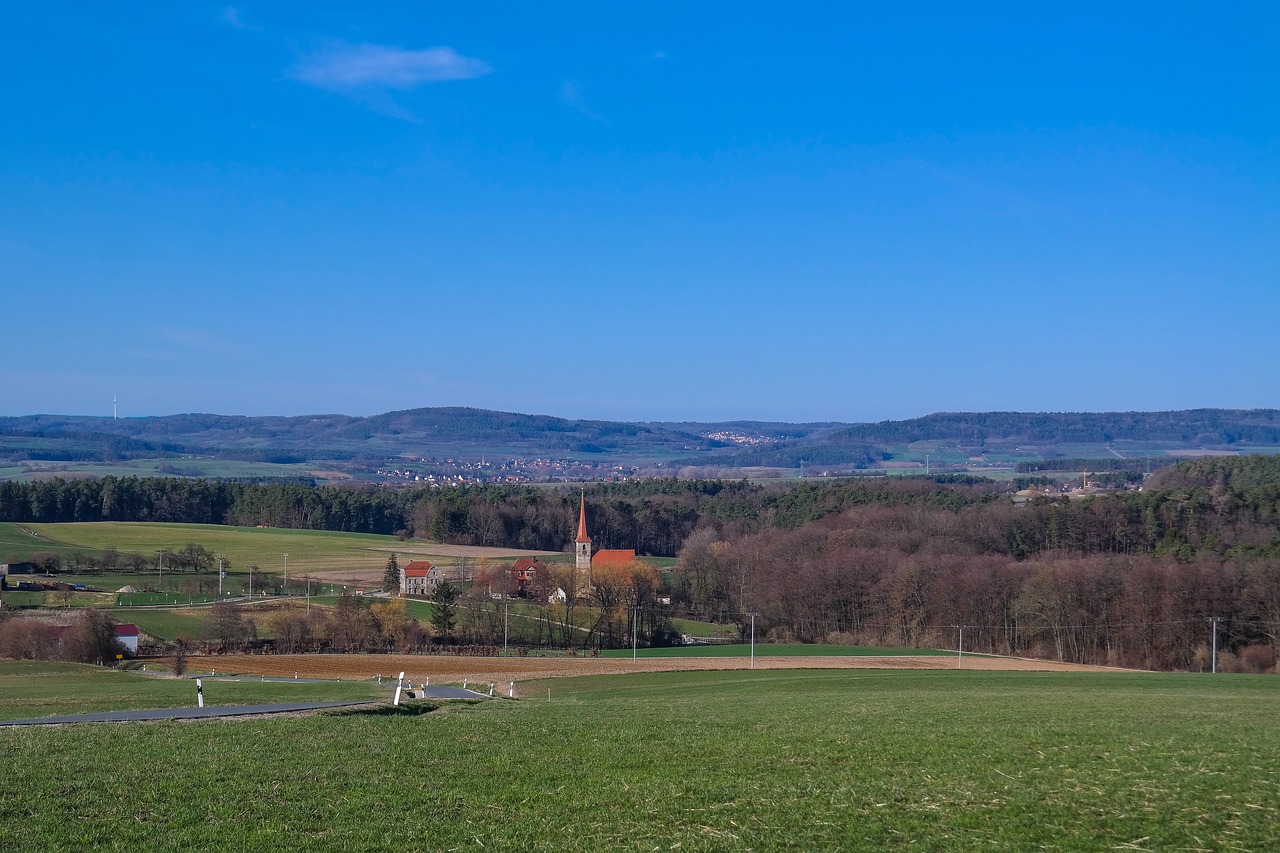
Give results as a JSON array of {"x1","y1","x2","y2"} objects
[{"x1": 576, "y1": 491, "x2": 591, "y2": 543}]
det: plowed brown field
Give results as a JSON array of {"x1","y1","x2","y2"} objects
[{"x1": 199, "y1": 653, "x2": 1124, "y2": 687}]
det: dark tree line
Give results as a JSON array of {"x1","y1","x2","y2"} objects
[
  {"x1": 3, "y1": 463, "x2": 1279, "y2": 565},
  {"x1": 832, "y1": 409, "x2": 1280, "y2": 446},
  {"x1": 0, "y1": 609, "x2": 124, "y2": 663},
  {"x1": 669, "y1": 456, "x2": 1280, "y2": 671}
]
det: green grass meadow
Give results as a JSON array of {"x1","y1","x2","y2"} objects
[
  {"x1": 10, "y1": 521, "x2": 404, "y2": 575},
  {"x1": 1, "y1": 663, "x2": 1276, "y2": 850},
  {"x1": 0, "y1": 661, "x2": 385, "y2": 721}
]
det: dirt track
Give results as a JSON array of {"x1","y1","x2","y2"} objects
[{"x1": 198, "y1": 653, "x2": 1127, "y2": 685}]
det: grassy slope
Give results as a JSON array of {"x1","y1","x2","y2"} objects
[
  {"x1": 1, "y1": 666, "x2": 1276, "y2": 850},
  {"x1": 5, "y1": 521, "x2": 546, "y2": 575},
  {"x1": 6, "y1": 521, "x2": 405, "y2": 575},
  {"x1": 0, "y1": 661, "x2": 383, "y2": 721},
  {"x1": 106, "y1": 608, "x2": 210, "y2": 641}
]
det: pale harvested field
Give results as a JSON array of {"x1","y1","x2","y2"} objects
[
  {"x1": 366, "y1": 544, "x2": 562, "y2": 559},
  {"x1": 199, "y1": 653, "x2": 1128, "y2": 687}
]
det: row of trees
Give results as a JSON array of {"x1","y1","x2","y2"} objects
[
  {"x1": 0, "y1": 609, "x2": 123, "y2": 663},
  {"x1": 673, "y1": 501, "x2": 1280, "y2": 671}
]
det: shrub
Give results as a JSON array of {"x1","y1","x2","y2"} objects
[{"x1": 1237, "y1": 643, "x2": 1276, "y2": 674}]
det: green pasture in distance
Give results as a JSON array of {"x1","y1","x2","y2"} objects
[
  {"x1": 107, "y1": 608, "x2": 209, "y2": 641},
  {"x1": 0, "y1": 522, "x2": 83, "y2": 559},
  {"x1": 599, "y1": 643, "x2": 956, "y2": 658},
  {"x1": 0, "y1": 661, "x2": 384, "y2": 721},
  {"x1": 398, "y1": 598, "x2": 438, "y2": 622},
  {"x1": 18, "y1": 521, "x2": 411, "y2": 575},
  {"x1": 669, "y1": 616, "x2": 735, "y2": 636},
  {"x1": 0, "y1": 591, "x2": 43, "y2": 606},
  {"x1": 2, "y1": 667, "x2": 1277, "y2": 850}
]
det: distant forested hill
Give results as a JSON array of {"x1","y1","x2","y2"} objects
[
  {"x1": 831, "y1": 409, "x2": 1280, "y2": 445},
  {"x1": 1, "y1": 407, "x2": 1278, "y2": 476}
]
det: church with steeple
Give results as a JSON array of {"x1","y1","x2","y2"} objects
[
  {"x1": 575, "y1": 491, "x2": 593, "y2": 578},
  {"x1": 574, "y1": 492, "x2": 636, "y2": 587}
]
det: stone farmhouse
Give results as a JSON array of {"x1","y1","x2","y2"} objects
[{"x1": 399, "y1": 560, "x2": 443, "y2": 597}]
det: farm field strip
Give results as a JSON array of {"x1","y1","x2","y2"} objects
[
  {"x1": 186, "y1": 651, "x2": 1126, "y2": 686},
  {"x1": 2, "y1": 521, "x2": 560, "y2": 572}
]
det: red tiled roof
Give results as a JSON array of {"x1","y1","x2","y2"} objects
[
  {"x1": 404, "y1": 566, "x2": 436, "y2": 578},
  {"x1": 510, "y1": 557, "x2": 543, "y2": 572},
  {"x1": 115, "y1": 624, "x2": 139, "y2": 636},
  {"x1": 403, "y1": 560, "x2": 436, "y2": 571},
  {"x1": 592, "y1": 549, "x2": 636, "y2": 565}
]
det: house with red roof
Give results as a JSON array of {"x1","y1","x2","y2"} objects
[
  {"x1": 509, "y1": 557, "x2": 544, "y2": 598},
  {"x1": 114, "y1": 623, "x2": 139, "y2": 654},
  {"x1": 400, "y1": 560, "x2": 442, "y2": 597}
]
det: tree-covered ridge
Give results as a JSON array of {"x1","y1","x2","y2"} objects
[
  {"x1": 831, "y1": 409, "x2": 1280, "y2": 445},
  {"x1": 1147, "y1": 454, "x2": 1280, "y2": 492},
  {"x1": 4, "y1": 408, "x2": 1278, "y2": 473}
]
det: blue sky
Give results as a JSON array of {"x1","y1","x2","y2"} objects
[{"x1": 2, "y1": 3, "x2": 1276, "y2": 422}]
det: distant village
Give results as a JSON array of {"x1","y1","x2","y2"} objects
[{"x1": 375, "y1": 456, "x2": 640, "y2": 486}]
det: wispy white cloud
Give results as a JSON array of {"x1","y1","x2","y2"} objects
[
  {"x1": 222, "y1": 7, "x2": 249, "y2": 29},
  {"x1": 289, "y1": 42, "x2": 492, "y2": 92},
  {"x1": 648, "y1": 51, "x2": 667, "y2": 61},
  {"x1": 558, "y1": 80, "x2": 606, "y2": 123}
]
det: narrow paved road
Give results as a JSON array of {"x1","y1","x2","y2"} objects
[{"x1": 0, "y1": 686, "x2": 493, "y2": 726}]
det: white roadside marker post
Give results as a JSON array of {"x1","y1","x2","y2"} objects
[
  {"x1": 394, "y1": 671, "x2": 405, "y2": 706},
  {"x1": 196, "y1": 678, "x2": 204, "y2": 708}
]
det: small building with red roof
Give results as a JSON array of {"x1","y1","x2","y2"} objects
[{"x1": 114, "y1": 623, "x2": 140, "y2": 654}]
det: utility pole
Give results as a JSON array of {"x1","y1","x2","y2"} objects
[
  {"x1": 158, "y1": 550, "x2": 166, "y2": 587},
  {"x1": 1208, "y1": 617, "x2": 1224, "y2": 673},
  {"x1": 632, "y1": 604, "x2": 639, "y2": 663},
  {"x1": 952, "y1": 624, "x2": 966, "y2": 669},
  {"x1": 218, "y1": 557, "x2": 224, "y2": 596},
  {"x1": 503, "y1": 598, "x2": 509, "y2": 655},
  {"x1": 748, "y1": 611, "x2": 758, "y2": 670},
  {"x1": 282, "y1": 553, "x2": 289, "y2": 595}
]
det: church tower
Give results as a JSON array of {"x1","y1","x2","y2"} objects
[{"x1": 575, "y1": 491, "x2": 592, "y2": 581}]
